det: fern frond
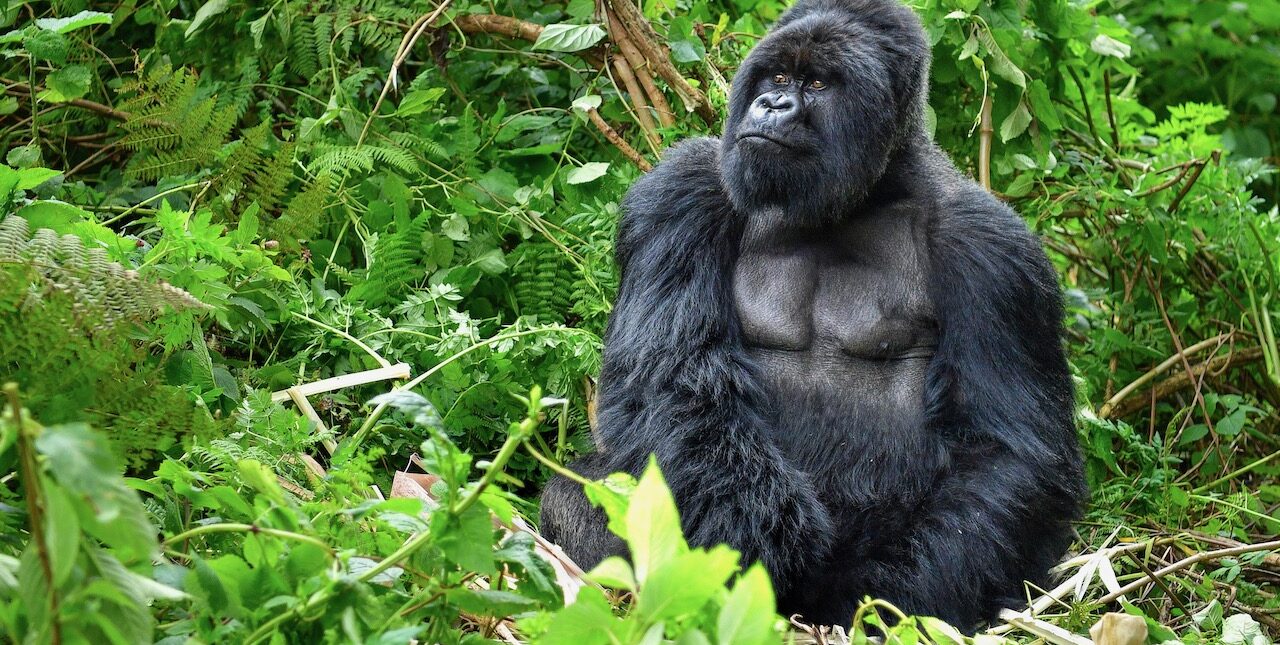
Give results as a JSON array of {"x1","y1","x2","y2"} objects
[{"x1": 0, "y1": 216, "x2": 209, "y2": 330}]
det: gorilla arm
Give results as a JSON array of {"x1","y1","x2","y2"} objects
[
  {"x1": 873, "y1": 187, "x2": 1086, "y2": 629},
  {"x1": 539, "y1": 137, "x2": 834, "y2": 591}
]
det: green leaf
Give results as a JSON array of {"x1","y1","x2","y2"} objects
[
  {"x1": 999, "y1": 100, "x2": 1032, "y2": 142},
  {"x1": 918, "y1": 616, "x2": 966, "y2": 645},
  {"x1": 1027, "y1": 80, "x2": 1062, "y2": 131},
  {"x1": 716, "y1": 564, "x2": 777, "y2": 645},
  {"x1": 626, "y1": 457, "x2": 688, "y2": 583},
  {"x1": 586, "y1": 556, "x2": 637, "y2": 590},
  {"x1": 189, "y1": 557, "x2": 235, "y2": 616},
  {"x1": 397, "y1": 88, "x2": 447, "y2": 117},
  {"x1": 1223, "y1": 613, "x2": 1269, "y2": 645},
  {"x1": 584, "y1": 473, "x2": 635, "y2": 543},
  {"x1": 1090, "y1": 34, "x2": 1131, "y2": 59},
  {"x1": 566, "y1": 162, "x2": 610, "y2": 185},
  {"x1": 572, "y1": 95, "x2": 603, "y2": 112},
  {"x1": 237, "y1": 459, "x2": 287, "y2": 506},
  {"x1": 668, "y1": 17, "x2": 706, "y2": 63},
  {"x1": 434, "y1": 503, "x2": 494, "y2": 572},
  {"x1": 36, "y1": 424, "x2": 158, "y2": 562},
  {"x1": 533, "y1": 23, "x2": 607, "y2": 52},
  {"x1": 446, "y1": 588, "x2": 540, "y2": 616},
  {"x1": 22, "y1": 28, "x2": 68, "y2": 64},
  {"x1": 185, "y1": 0, "x2": 230, "y2": 38},
  {"x1": 638, "y1": 545, "x2": 740, "y2": 621},
  {"x1": 42, "y1": 483, "x2": 81, "y2": 586},
  {"x1": 1215, "y1": 408, "x2": 1247, "y2": 436},
  {"x1": 369, "y1": 390, "x2": 444, "y2": 430},
  {"x1": 35, "y1": 10, "x2": 112, "y2": 34},
  {"x1": 474, "y1": 248, "x2": 508, "y2": 274},
  {"x1": 42, "y1": 65, "x2": 92, "y2": 102},
  {"x1": 538, "y1": 586, "x2": 619, "y2": 645},
  {"x1": 14, "y1": 168, "x2": 61, "y2": 190},
  {"x1": 976, "y1": 29, "x2": 1025, "y2": 89},
  {"x1": 495, "y1": 532, "x2": 562, "y2": 605}
]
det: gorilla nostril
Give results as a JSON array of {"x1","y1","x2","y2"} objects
[{"x1": 755, "y1": 91, "x2": 795, "y2": 113}]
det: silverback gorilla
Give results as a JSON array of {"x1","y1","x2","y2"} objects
[{"x1": 541, "y1": 0, "x2": 1085, "y2": 631}]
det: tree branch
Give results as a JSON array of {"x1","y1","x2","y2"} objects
[{"x1": 3, "y1": 81, "x2": 129, "y2": 121}]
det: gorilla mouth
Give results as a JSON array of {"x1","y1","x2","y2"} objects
[{"x1": 736, "y1": 132, "x2": 793, "y2": 148}]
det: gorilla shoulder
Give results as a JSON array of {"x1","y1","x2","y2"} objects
[{"x1": 616, "y1": 137, "x2": 734, "y2": 267}]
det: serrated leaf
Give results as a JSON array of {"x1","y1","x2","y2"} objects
[
  {"x1": 447, "y1": 588, "x2": 539, "y2": 616},
  {"x1": 35, "y1": 10, "x2": 112, "y2": 34},
  {"x1": 566, "y1": 162, "x2": 610, "y2": 185},
  {"x1": 533, "y1": 23, "x2": 606, "y2": 52},
  {"x1": 36, "y1": 424, "x2": 157, "y2": 563},
  {"x1": 495, "y1": 532, "x2": 562, "y2": 605},
  {"x1": 369, "y1": 390, "x2": 444, "y2": 429},
  {"x1": 14, "y1": 168, "x2": 60, "y2": 190},
  {"x1": 434, "y1": 504, "x2": 494, "y2": 572},
  {"x1": 537, "y1": 586, "x2": 618, "y2": 645},
  {"x1": 999, "y1": 100, "x2": 1032, "y2": 142},
  {"x1": 398, "y1": 88, "x2": 447, "y2": 117},
  {"x1": 23, "y1": 29, "x2": 68, "y2": 64},
  {"x1": 43, "y1": 64, "x2": 92, "y2": 102}
]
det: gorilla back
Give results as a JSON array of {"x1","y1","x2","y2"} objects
[{"x1": 540, "y1": 0, "x2": 1086, "y2": 631}]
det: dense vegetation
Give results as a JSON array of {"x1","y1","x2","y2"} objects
[{"x1": 0, "y1": 0, "x2": 1277, "y2": 642}]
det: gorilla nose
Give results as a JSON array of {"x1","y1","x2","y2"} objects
[{"x1": 750, "y1": 91, "x2": 798, "y2": 124}]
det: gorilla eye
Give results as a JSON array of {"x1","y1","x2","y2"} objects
[
  {"x1": 772, "y1": 73, "x2": 790, "y2": 85},
  {"x1": 810, "y1": 79, "x2": 828, "y2": 90}
]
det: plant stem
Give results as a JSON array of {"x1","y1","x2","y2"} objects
[
  {"x1": 348, "y1": 326, "x2": 577, "y2": 452},
  {"x1": 164, "y1": 523, "x2": 335, "y2": 556},
  {"x1": 1192, "y1": 449, "x2": 1280, "y2": 494},
  {"x1": 6, "y1": 383, "x2": 60, "y2": 645},
  {"x1": 246, "y1": 392, "x2": 539, "y2": 643},
  {"x1": 524, "y1": 441, "x2": 592, "y2": 487}
]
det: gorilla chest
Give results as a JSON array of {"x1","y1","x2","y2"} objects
[{"x1": 732, "y1": 215, "x2": 936, "y2": 368}]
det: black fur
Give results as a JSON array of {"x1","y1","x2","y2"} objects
[{"x1": 540, "y1": 0, "x2": 1085, "y2": 631}]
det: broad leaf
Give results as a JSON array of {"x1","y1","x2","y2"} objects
[
  {"x1": 716, "y1": 564, "x2": 777, "y2": 645},
  {"x1": 625, "y1": 458, "x2": 687, "y2": 583},
  {"x1": 533, "y1": 23, "x2": 607, "y2": 52}
]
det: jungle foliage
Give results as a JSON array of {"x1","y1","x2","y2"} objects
[{"x1": 0, "y1": 0, "x2": 1277, "y2": 642}]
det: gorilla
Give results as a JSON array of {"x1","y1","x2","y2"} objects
[{"x1": 541, "y1": 0, "x2": 1086, "y2": 631}]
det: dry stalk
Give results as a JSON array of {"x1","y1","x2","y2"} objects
[
  {"x1": 358, "y1": 0, "x2": 456, "y2": 145},
  {"x1": 1098, "y1": 538, "x2": 1280, "y2": 604},
  {"x1": 607, "y1": 0, "x2": 715, "y2": 123},
  {"x1": 1109, "y1": 347, "x2": 1263, "y2": 419},
  {"x1": 605, "y1": 7, "x2": 675, "y2": 128},
  {"x1": 611, "y1": 55, "x2": 661, "y2": 151},
  {"x1": 1099, "y1": 334, "x2": 1232, "y2": 418},
  {"x1": 587, "y1": 107, "x2": 652, "y2": 171}
]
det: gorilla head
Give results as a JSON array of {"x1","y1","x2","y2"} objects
[{"x1": 720, "y1": 0, "x2": 932, "y2": 223}]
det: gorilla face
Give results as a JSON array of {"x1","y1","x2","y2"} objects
[{"x1": 719, "y1": 0, "x2": 930, "y2": 224}]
